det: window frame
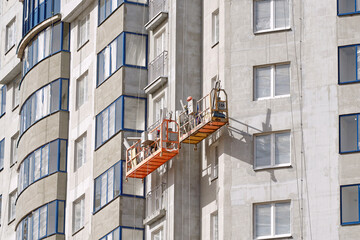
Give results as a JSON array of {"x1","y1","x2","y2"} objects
[
  {"x1": 254, "y1": 131, "x2": 291, "y2": 170},
  {"x1": 98, "y1": 0, "x2": 148, "y2": 25},
  {"x1": 212, "y1": 9, "x2": 219, "y2": 46},
  {"x1": 0, "y1": 195, "x2": 2, "y2": 226},
  {"x1": 253, "y1": 201, "x2": 291, "y2": 239},
  {"x1": 95, "y1": 95, "x2": 147, "y2": 149},
  {"x1": 12, "y1": 77, "x2": 20, "y2": 110},
  {"x1": 211, "y1": 211, "x2": 218, "y2": 240},
  {"x1": 96, "y1": 31, "x2": 148, "y2": 87},
  {"x1": 10, "y1": 132, "x2": 19, "y2": 167},
  {"x1": 337, "y1": 0, "x2": 360, "y2": 15},
  {"x1": 76, "y1": 71, "x2": 88, "y2": 109},
  {"x1": 212, "y1": 146, "x2": 219, "y2": 180},
  {"x1": 8, "y1": 190, "x2": 17, "y2": 223},
  {"x1": 93, "y1": 160, "x2": 145, "y2": 213},
  {"x1": 338, "y1": 44, "x2": 360, "y2": 84},
  {"x1": 341, "y1": 184, "x2": 360, "y2": 225},
  {"x1": 253, "y1": 63, "x2": 291, "y2": 100},
  {"x1": 339, "y1": 113, "x2": 360, "y2": 154},
  {"x1": 99, "y1": 225, "x2": 145, "y2": 240},
  {"x1": 0, "y1": 138, "x2": 4, "y2": 171},
  {"x1": 253, "y1": 0, "x2": 291, "y2": 34},
  {"x1": 0, "y1": 85, "x2": 6, "y2": 118},
  {"x1": 6, "y1": 18, "x2": 16, "y2": 53},
  {"x1": 77, "y1": 14, "x2": 90, "y2": 49},
  {"x1": 74, "y1": 133, "x2": 87, "y2": 171},
  {"x1": 72, "y1": 195, "x2": 85, "y2": 234}
]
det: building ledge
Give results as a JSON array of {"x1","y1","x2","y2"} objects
[
  {"x1": 0, "y1": 60, "x2": 21, "y2": 85},
  {"x1": 17, "y1": 14, "x2": 61, "y2": 59},
  {"x1": 143, "y1": 209, "x2": 166, "y2": 225},
  {"x1": 144, "y1": 76, "x2": 168, "y2": 94},
  {"x1": 145, "y1": 12, "x2": 168, "y2": 31}
]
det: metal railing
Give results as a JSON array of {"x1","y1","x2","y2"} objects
[
  {"x1": 148, "y1": 51, "x2": 168, "y2": 84},
  {"x1": 146, "y1": 184, "x2": 166, "y2": 216},
  {"x1": 149, "y1": 0, "x2": 168, "y2": 20}
]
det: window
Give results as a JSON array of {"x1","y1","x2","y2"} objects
[
  {"x1": 254, "y1": 0, "x2": 290, "y2": 33},
  {"x1": 98, "y1": 0, "x2": 147, "y2": 24},
  {"x1": 76, "y1": 72, "x2": 88, "y2": 109},
  {"x1": 13, "y1": 78, "x2": 20, "y2": 109},
  {"x1": 0, "y1": 195, "x2": 2, "y2": 225},
  {"x1": 153, "y1": 94, "x2": 165, "y2": 123},
  {"x1": 78, "y1": 15, "x2": 90, "y2": 48},
  {"x1": 20, "y1": 79, "x2": 69, "y2": 135},
  {"x1": 100, "y1": 226, "x2": 144, "y2": 240},
  {"x1": 254, "y1": 64, "x2": 290, "y2": 100},
  {"x1": 211, "y1": 212, "x2": 218, "y2": 240},
  {"x1": 22, "y1": 0, "x2": 61, "y2": 36},
  {"x1": 254, "y1": 202, "x2": 291, "y2": 239},
  {"x1": 11, "y1": 133, "x2": 19, "y2": 166},
  {"x1": 0, "y1": 138, "x2": 4, "y2": 171},
  {"x1": 23, "y1": 22, "x2": 70, "y2": 76},
  {"x1": 95, "y1": 96, "x2": 146, "y2": 149},
  {"x1": 212, "y1": 10, "x2": 219, "y2": 45},
  {"x1": 154, "y1": 30, "x2": 166, "y2": 57},
  {"x1": 339, "y1": 114, "x2": 360, "y2": 153},
  {"x1": 338, "y1": 0, "x2": 360, "y2": 15},
  {"x1": 16, "y1": 200, "x2": 65, "y2": 239},
  {"x1": 75, "y1": 134, "x2": 86, "y2": 171},
  {"x1": 254, "y1": 132, "x2": 290, "y2": 169},
  {"x1": 152, "y1": 228, "x2": 164, "y2": 240},
  {"x1": 73, "y1": 195, "x2": 85, "y2": 233},
  {"x1": 9, "y1": 190, "x2": 17, "y2": 222},
  {"x1": 338, "y1": 45, "x2": 360, "y2": 84},
  {"x1": 0, "y1": 85, "x2": 6, "y2": 117},
  {"x1": 18, "y1": 139, "x2": 67, "y2": 195},
  {"x1": 213, "y1": 146, "x2": 219, "y2": 179},
  {"x1": 341, "y1": 184, "x2": 360, "y2": 225},
  {"x1": 97, "y1": 32, "x2": 148, "y2": 86},
  {"x1": 6, "y1": 19, "x2": 16, "y2": 52},
  {"x1": 94, "y1": 161, "x2": 144, "y2": 212}
]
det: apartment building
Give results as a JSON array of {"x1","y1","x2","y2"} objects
[{"x1": 1, "y1": 0, "x2": 360, "y2": 239}]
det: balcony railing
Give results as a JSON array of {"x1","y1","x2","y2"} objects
[
  {"x1": 149, "y1": 0, "x2": 168, "y2": 20},
  {"x1": 148, "y1": 51, "x2": 168, "y2": 84},
  {"x1": 146, "y1": 184, "x2": 166, "y2": 216}
]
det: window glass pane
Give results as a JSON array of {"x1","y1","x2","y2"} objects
[
  {"x1": 61, "y1": 79, "x2": 69, "y2": 110},
  {"x1": 275, "y1": 202, "x2": 290, "y2": 235},
  {"x1": 255, "y1": 204, "x2": 271, "y2": 237},
  {"x1": 114, "y1": 162, "x2": 121, "y2": 197},
  {"x1": 63, "y1": 23, "x2": 70, "y2": 51},
  {"x1": 104, "y1": 47, "x2": 111, "y2": 80},
  {"x1": 275, "y1": 132, "x2": 290, "y2": 165},
  {"x1": 49, "y1": 141, "x2": 59, "y2": 174},
  {"x1": 29, "y1": 155, "x2": 34, "y2": 184},
  {"x1": 255, "y1": 135, "x2": 271, "y2": 167},
  {"x1": 125, "y1": 34, "x2": 147, "y2": 67},
  {"x1": 99, "y1": 0, "x2": 105, "y2": 23},
  {"x1": 41, "y1": 144, "x2": 49, "y2": 176},
  {"x1": 73, "y1": 199, "x2": 82, "y2": 232},
  {"x1": 110, "y1": 40, "x2": 118, "y2": 73},
  {"x1": 50, "y1": 80, "x2": 60, "y2": 113},
  {"x1": 39, "y1": 206, "x2": 47, "y2": 237},
  {"x1": 107, "y1": 167, "x2": 114, "y2": 201},
  {"x1": 102, "y1": 110, "x2": 109, "y2": 142},
  {"x1": 109, "y1": 104, "x2": 116, "y2": 137},
  {"x1": 98, "y1": 52, "x2": 105, "y2": 85},
  {"x1": 101, "y1": 173, "x2": 108, "y2": 207},
  {"x1": 52, "y1": 22, "x2": 62, "y2": 53},
  {"x1": 122, "y1": 228, "x2": 143, "y2": 240},
  {"x1": 342, "y1": 185, "x2": 359, "y2": 223},
  {"x1": 116, "y1": 35, "x2": 124, "y2": 69},
  {"x1": 255, "y1": 0, "x2": 270, "y2": 31},
  {"x1": 275, "y1": 64, "x2": 290, "y2": 96},
  {"x1": 275, "y1": 0, "x2": 289, "y2": 28},
  {"x1": 0, "y1": 140, "x2": 4, "y2": 169},
  {"x1": 340, "y1": 115, "x2": 358, "y2": 152},
  {"x1": 44, "y1": 26, "x2": 52, "y2": 56},
  {"x1": 357, "y1": 0, "x2": 360, "y2": 11},
  {"x1": 339, "y1": 0, "x2": 355, "y2": 14},
  {"x1": 43, "y1": 84, "x2": 51, "y2": 116},
  {"x1": 47, "y1": 201, "x2": 56, "y2": 235},
  {"x1": 95, "y1": 178, "x2": 101, "y2": 211},
  {"x1": 59, "y1": 140, "x2": 67, "y2": 171},
  {"x1": 339, "y1": 47, "x2": 356, "y2": 83},
  {"x1": 115, "y1": 99, "x2": 122, "y2": 132},
  {"x1": 38, "y1": 31, "x2": 45, "y2": 60},
  {"x1": 105, "y1": 0, "x2": 111, "y2": 18},
  {"x1": 9, "y1": 191, "x2": 16, "y2": 221},
  {"x1": 34, "y1": 151, "x2": 41, "y2": 180},
  {"x1": 96, "y1": 115, "x2": 103, "y2": 148},
  {"x1": 124, "y1": 97, "x2": 146, "y2": 131},
  {"x1": 113, "y1": 228, "x2": 120, "y2": 240},
  {"x1": 32, "y1": 210, "x2": 39, "y2": 239},
  {"x1": 58, "y1": 201, "x2": 65, "y2": 233},
  {"x1": 77, "y1": 74, "x2": 87, "y2": 108},
  {"x1": 255, "y1": 66, "x2": 271, "y2": 99}
]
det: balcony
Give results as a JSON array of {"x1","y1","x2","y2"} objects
[
  {"x1": 144, "y1": 51, "x2": 168, "y2": 94},
  {"x1": 145, "y1": 0, "x2": 168, "y2": 31},
  {"x1": 144, "y1": 184, "x2": 166, "y2": 225}
]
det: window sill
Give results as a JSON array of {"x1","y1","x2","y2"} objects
[
  {"x1": 255, "y1": 94, "x2": 290, "y2": 101},
  {"x1": 8, "y1": 218, "x2": 15, "y2": 225},
  {"x1": 211, "y1": 176, "x2": 218, "y2": 182},
  {"x1": 338, "y1": 11, "x2": 360, "y2": 17},
  {"x1": 254, "y1": 27, "x2": 291, "y2": 35},
  {"x1": 254, "y1": 164, "x2": 292, "y2": 171},
  {"x1": 77, "y1": 39, "x2": 89, "y2": 52},
  {"x1": 255, "y1": 234, "x2": 292, "y2": 240},
  {"x1": 12, "y1": 104, "x2": 19, "y2": 112},
  {"x1": 5, "y1": 45, "x2": 15, "y2": 55},
  {"x1": 10, "y1": 161, "x2": 16, "y2": 168},
  {"x1": 72, "y1": 226, "x2": 85, "y2": 236}
]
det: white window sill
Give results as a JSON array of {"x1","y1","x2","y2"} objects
[
  {"x1": 254, "y1": 163, "x2": 291, "y2": 171},
  {"x1": 255, "y1": 94, "x2": 290, "y2": 101},
  {"x1": 77, "y1": 39, "x2": 89, "y2": 51},
  {"x1": 254, "y1": 27, "x2": 291, "y2": 35},
  {"x1": 255, "y1": 234, "x2": 292, "y2": 240}
]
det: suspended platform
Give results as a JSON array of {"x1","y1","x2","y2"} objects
[
  {"x1": 178, "y1": 87, "x2": 228, "y2": 145},
  {"x1": 126, "y1": 119, "x2": 180, "y2": 179}
]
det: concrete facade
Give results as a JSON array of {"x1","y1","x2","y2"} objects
[{"x1": 1, "y1": 0, "x2": 360, "y2": 240}]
